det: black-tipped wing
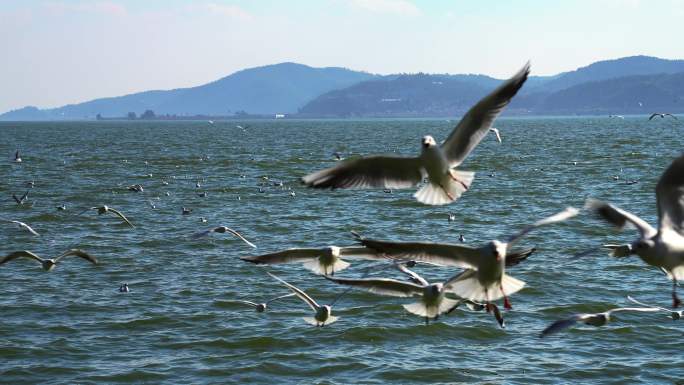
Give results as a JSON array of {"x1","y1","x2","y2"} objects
[
  {"x1": 441, "y1": 62, "x2": 530, "y2": 167},
  {"x1": 302, "y1": 156, "x2": 424, "y2": 189},
  {"x1": 507, "y1": 207, "x2": 579, "y2": 244},
  {"x1": 656, "y1": 154, "x2": 684, "y2": 236},
  {"x1": 325, "y1": 276, "x2": 424, "y2": 298},
  {"x1": 540, "y1": 316, "x2": 581, "y2": 337},
  {"x1": 268, "y1": 272, "x2": 319, "y2": 311}
]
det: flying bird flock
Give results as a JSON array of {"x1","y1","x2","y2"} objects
[{"x1": 4, "y1": 62, "x2": 684, "y2": 345}]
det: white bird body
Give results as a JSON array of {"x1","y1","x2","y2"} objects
[
  {"x1": 586, "y1": 154, "x2": 684, "y2": 306},
  {"x1": 268, "y1": 272, "x2": 337, "y2": 326},
  {"x1": 302, "y1": 63, "x2": 530, "y2": 205}
]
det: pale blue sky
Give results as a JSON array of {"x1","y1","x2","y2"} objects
[{"x1": 1, "y1": 0, "x2": 683, "y2": 113}]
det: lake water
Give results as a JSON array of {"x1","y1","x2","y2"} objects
[{"x1": 1, "y1": 117, "x2": 682, "y2": 384}]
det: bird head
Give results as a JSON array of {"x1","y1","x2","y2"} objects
[
  {"x1": 326, "y1": 246, "x2": 341, "y2": 258},
  {"x1": 421, "y1": 135, "x2": 437, "y2": 149},
  {"x1": 491, "y1": 240, "x2": 507, "y2": 262},
  {"x1": 42, "y1": 260, "x2": 57, "y2": 271},
  {"x1": 256, "y1": 303, "x2": 266, "y2": 312}
]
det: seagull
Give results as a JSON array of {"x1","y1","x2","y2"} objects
[
  {"x1": 353, "y1": 207, "x2": 578, "y2": 309},
  {"x1": 448, "y1": 213, "x2": 456, "y2": 222},
  {"x1": 301, "y1": 63, "x2": 530, "y2": 206},
  {"x1": 584, "y1": 154, "x2": 684, "y2": 307},
  {"x1": 80, "y1": 205, "x2": 135, "y2": 228},
  {"x1": 0, "y1": 249, "x2": 98, "y2": 271},
  {"x1": 191, "y1": 226, "x2": 257, "y2": 248},
  {"x1": 127, "y1": 184, "x2": 144, "y2": 192},
  {"x1": 231, "y1": 293, "x2": 295, "y2": 312},
  {"x1": 627, "y1": 296, "x2": 684, "y2": 320},
  {"x1": 489, "y1": 128, "x2": 502, "y2": 143},
  {"x1": 325, "y1": 262, "x2": 464, "y2": 325},
  {"x1": 13, "y1": 150, "x2": 21, "y2": 162},
  {"x1": 8, "y1": 220, "x2": 39, "y2": 236},
  {"x1": 56, "y1": 204, "x2": 66, "y2": 211},
  {"x1": 268, "y1": 272, "x2": 338, "y2": 326},
  {"x1": 182, "y1": 207, "x2": 192, "y2": 215},
  {"x1": 458, "y1": 234, "x2": 466, "y2": 243},
  {"x1": 119, "y1": 283, "x2": 130, "y2": 292},
  {"x1": 649, "y1": 113, "x2": 678, "y2": 120},
  {"x1": 12, "y1": 191, "x2": 29, "y2": 205},
  {"x1": 540, "y1": 306, "x2": 660, "y2": 337},
  {"x1": 240, "y1": 246, "x2": 382, "y2": 276}
]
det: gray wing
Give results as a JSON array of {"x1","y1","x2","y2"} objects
[
  {"x1": 191, "y1": 229, "x2": 214, "y2": 239},
  {"x1": 240, "y1": 248, "x2": 322, "y2": 265},
  {"x1": 301, "y1": 156, "x2": 424, "y2": 189},
  {"x1": 656, "y1": 154, "x2": 684, "y2": 236},
  {"x1": 540, "y1": 316, "x2": 582, "y2": 337},
  {"x1": 338, "y1": 246, "x2": 385, "y2": 260},
  {"x1": 507, "y1": 207, "x2": 580, "y2": 245},
  {"x1": 268, "y1": 272, "x2": 319, "y2": 310},
  {"x1": 54, "y1": 249, "x2": 98, "y2": 265},
  {"x1": 606, "y1": 307, "x2": 661, "y2": 315},
  {"x1": 324, "y1": 276, "x2": 425, "y2": 298},
  {"x1": 649, "y1": 113, "x2": 659, "y2": 120},
  {"x1": 505, "y1": 247, "x2": 536, "y2": 267},
  {"x1": 626, "y1": 296, "x2": 672, "y2": 313},
  {"x1": 585, "y1": 199, "x2": 657, "y2": 239},
  {"x1": 441, "y1": 63, "x2": 530, "y2": 167},
  {"x1": 233, "y1": 300, "x2": 259, "y2": 308},
  {"x1": 356, "y1": 237, "x2": 482, "y2": 269},
  {"x1": 107, "y1": 207, "x2": 135, "y2": 228},
  {"x1": 0, "y1": 251, "x2": 44, "y2": 265}
]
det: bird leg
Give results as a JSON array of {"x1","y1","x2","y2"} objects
[
  {"x1": 501, "y1": 283, "x2": 512, "y2": 310},
  {"x1": 448, "y1": 171, "x2": 469, "y2": 191},
  {"x1": 439, "y1": 184, "x2": 455, "y2": 201},
  {"x1": 673, "y1": 281, "x2": 681, "y2": 308}
]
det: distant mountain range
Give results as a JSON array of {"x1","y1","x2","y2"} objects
[{"x1": 3, "y1": 55, "x2": 684, "y2": 120}]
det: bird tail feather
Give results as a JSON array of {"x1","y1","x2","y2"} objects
[{"x1": 413, "y1": 170, "x2": 474, "y2": 206}]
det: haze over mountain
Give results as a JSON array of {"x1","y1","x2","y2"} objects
[{"x1": 2, "y1": 55, "x2": 684, "y2": 120}]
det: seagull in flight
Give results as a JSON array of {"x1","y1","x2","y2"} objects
[
  {"x1": 7, "y1": 220, "x2": 40, "y2": 236},
  {"x1": 231, "y1": 293, "x2": 295, "y2": 312},
  {"x1": 584, "y1": 154, "x2": 684, "y2": 307},
  {"x1": 301, "y1": 63, "x2": 530, "y2": 205},
  {"x1": 240, "y1": 245, "x2": 383, "y2": 276},
  {"x1": 325, "y1": 262, "x2": 465, "y2": 325},
  {"x1": 0, "y1": 249, "x2": 98, "y2": 271},
  {"x1": 13, "y1": 150, "x2": 21, "y2": 162},
  {"x1": 191, "y1": 226, "x2": 257, "y2": 248},
  {"x1": 353, "y1": 207, "x2": 578, "y2": 310},
  {"x1": 268, "y1": 272, "x2": 339, "y2": 326},
  {"x1": 80, "y1": 205, "x2": 135, "y2": 228},
  {"x1": 649, "y1": 113, "x2": 678, "y2": 120},
  {"x1": 540, "y1": 306, "x2": 660, "y2": 337},
  {"x1": 12, "y1": 191, "x2": 29, "y2": 205}
]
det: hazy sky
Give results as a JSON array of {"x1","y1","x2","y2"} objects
[{"x1": 2, "y1": 0, "x2": 683, "y2": 113}]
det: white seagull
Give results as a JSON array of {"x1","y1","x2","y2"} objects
[
  {"x1": 268, "y1": 272, "x2": 338, "y2": 326},
  {"x1": 232, "y1": 293, "x2": 295, "y2": 312},
  {"x1": 325, "y1": 262, "x2": 464, "y2": 324},
  {"x1": 191, "y1": 226, "x2": 257, "y2": 248},
  {"x1": 80, "y1": 205, "x2": 135, "y2": 228},
  {"x1": 649, "y1": 113, "x2": 678, "y2": 120},
  {"x1": 301, "y1": 63, "x2": 530, "y2": 205},
  {"x1": 8, "y1": 220, "x2": 40, "y2": 236},
  {"x1": 0, "y1": 249, "x2": 98, "y2": 271},
  {"x1": 240, "y1": 246, "x2": 382, "y2": 276},
  {"x1": 585, "y1": 154, "x2": 684, "y2": 307},
  {"x1": 354, "y1": 207, "x2": 578, "y2": 309},
  {"x1": 540, "y1": 306, "x2": 660, "y2": 337}
]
